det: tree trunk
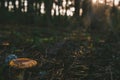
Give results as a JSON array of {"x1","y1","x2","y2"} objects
[
  {"x1": 74, "y1": 0, "x2": 80, "y2": 17},
  {"x1": 105, "y1": 0, "x2": 107, "y2": 5},
  {"x1": 82, "y1": 0, "x2": 92, "y2": 17},
  {"x1": 0, "y1": 0, "x2": 7, "y2": 24},
  {"x1": 113, "y1": 0, "x2": 115, "y2": 7},
  {"x1": 44, "y1": 0, "x2": 53, "y2": 26},
  {"x1": 27, "y1": 0, "x2": 34, "y2": 24}
]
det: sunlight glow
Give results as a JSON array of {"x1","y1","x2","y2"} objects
[
  {"x1": 53, "y1": 3, "x2": 56, "y2": 9},
  {"x1": 37, "y1": 3, "x2": 40, "y2": 9},
  {"x1": 114, "y1": 0, "x2": 119, "y2": 6},
  {"x1": 4, "y1": 1, "x2": 8, "y2": 7},
  {"x1": 92, "y1": 0, "x2": 120, "y2": 6},
  {"x1": 40, "y1": 2, "x2": 45, "y2": 14},
  {"x1": 8, "y1": 1, "x2": 14, "y2": 12},
  {"x1": 62, "y1": 0, "x2": 66, "y2": 7},
  {"x1": 99, "y1": 0, "x2": 104, "y2": 4},
  {"x1": 33, "y1": 2, "x2": 36, "y2": 7},
  {"x1": 79, "y1": 8, "x2": 83, "y2": 16},
  {"x1": 59, "y1": 8, "x2": 66, "y2": 16},
  {"x1": 55, "y1": 5, "x2": 59, "y2": 16},
  {"x1": 54, "y1": 0, "x2": 58, "y2": 2},
  {"x1": 21, "y1": 8, "x2": 24, "y2": 12},
  {"x1": 24, "y1": 7, "x2": 27, "y2": 12},
  {"x1": 68, "y1": 0, "x2": 72, "y2": 5},
  {"x1": 15, "y1": 0, "x2": 19, "y2": 8},
  {"x1": 70, "y1": 7, "x2": 75, "y2": 12},
  {"x1": 92, "y1": 0, "x2": 97, "y2": 4},
  {"x1": 15, "y1": 0, "x2": 19, "y2": 6},
  {"x1": 51, "y1": 9, "x2": 55, "y2": 16},
  {"x1": 24, "y1": 0, "x2": 28, "y2": 6},
  {"x1": 66, "y1": 9, "x2": 73, "y2": 16}
]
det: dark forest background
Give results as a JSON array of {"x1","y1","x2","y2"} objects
[
  {"x1": 0, "y1": 0, "x2": 120, "y2": 80},
  {"x1": 0, "y1": 0, "x2": 119, "y2": 27}
]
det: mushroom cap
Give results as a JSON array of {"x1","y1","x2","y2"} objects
[
  {"x1": 9, "y1": 58, "x2": 37, "y2": 69},
  {"x1": 2, "y1": 42, "x2": 10, "y2": 46}
]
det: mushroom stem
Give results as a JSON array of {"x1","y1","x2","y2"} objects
[{"x1": 16, "y1": 69, "x2": 25, "y2": 80}]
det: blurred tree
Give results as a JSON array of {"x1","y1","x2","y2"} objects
[
  {"x1": 111, "y1": 6, "x2": 119, "y2": 29},
  {"x1": 81, "y1": 0, "x2": 92, "y2": 32},
  {"x1": 82, "y1": 0, "x2": 92, "y2": 17},
  {"x1": 113, "y1": 0, "x2": 115, "y2": 6},
  {"x1": 28, "y1": 0, "x2": 34, "y2": 13},
  {"x1": 74, "y1": 0, "x2": 81, "y2": 17},
  {"x1": 26, "y1": 0, "x2": 35, "y2": 24},
  {"x1": 11, "y1": 0, "x2": 16, "y2": 11},
  {"x1": 44, "y1": 0, "x2": 54, "y2": 26},
  {"x1": 105, "y1": 0, "x2": 107, "y2": 5},
  {"x1": 0, "y1": 0, "x2": 8, "y2": 24},
  {"x1": 35, "y1": 0, "x2": 42, "y2": 15},
  {"x1": 53, "y1": 0, "x2": 63, "y2": 26},
  {"x1": 0, "y1": 0, "x2": 5, "y2": 11}
]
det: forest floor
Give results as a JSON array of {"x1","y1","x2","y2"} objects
[{"x1": 0, "y1": 24, "x2": 120, "y2": 80}]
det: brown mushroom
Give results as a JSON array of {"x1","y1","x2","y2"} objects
[
  {"x1": 2, "y1": 42, "x2": 10, "y2": 46},
  {"x1": 9, "y1": 58, "x2": 37, "y2": 80}
]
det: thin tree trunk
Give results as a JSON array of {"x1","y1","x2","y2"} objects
[
  {"x1": 82, "y1": 0, "x2": 92, "y2": 17},
  {"x1": 74, "y1": 0, "x2": 80, "y2": 17},
  {"x1": 105, "y1": 0, "x2": 107, "y2": 5},
  {"x1": 27, "y1": 0, "x2": 34, "y2": 24},
  {"x1": 0, "y1": 0, "x2": 7, "y2": 23},
  {"x1": 113, "y1": 0, "x2": 115, "y2": 7},
  {"x1": 44, "y1": 0, "x2": 53, "y2": 26}
]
